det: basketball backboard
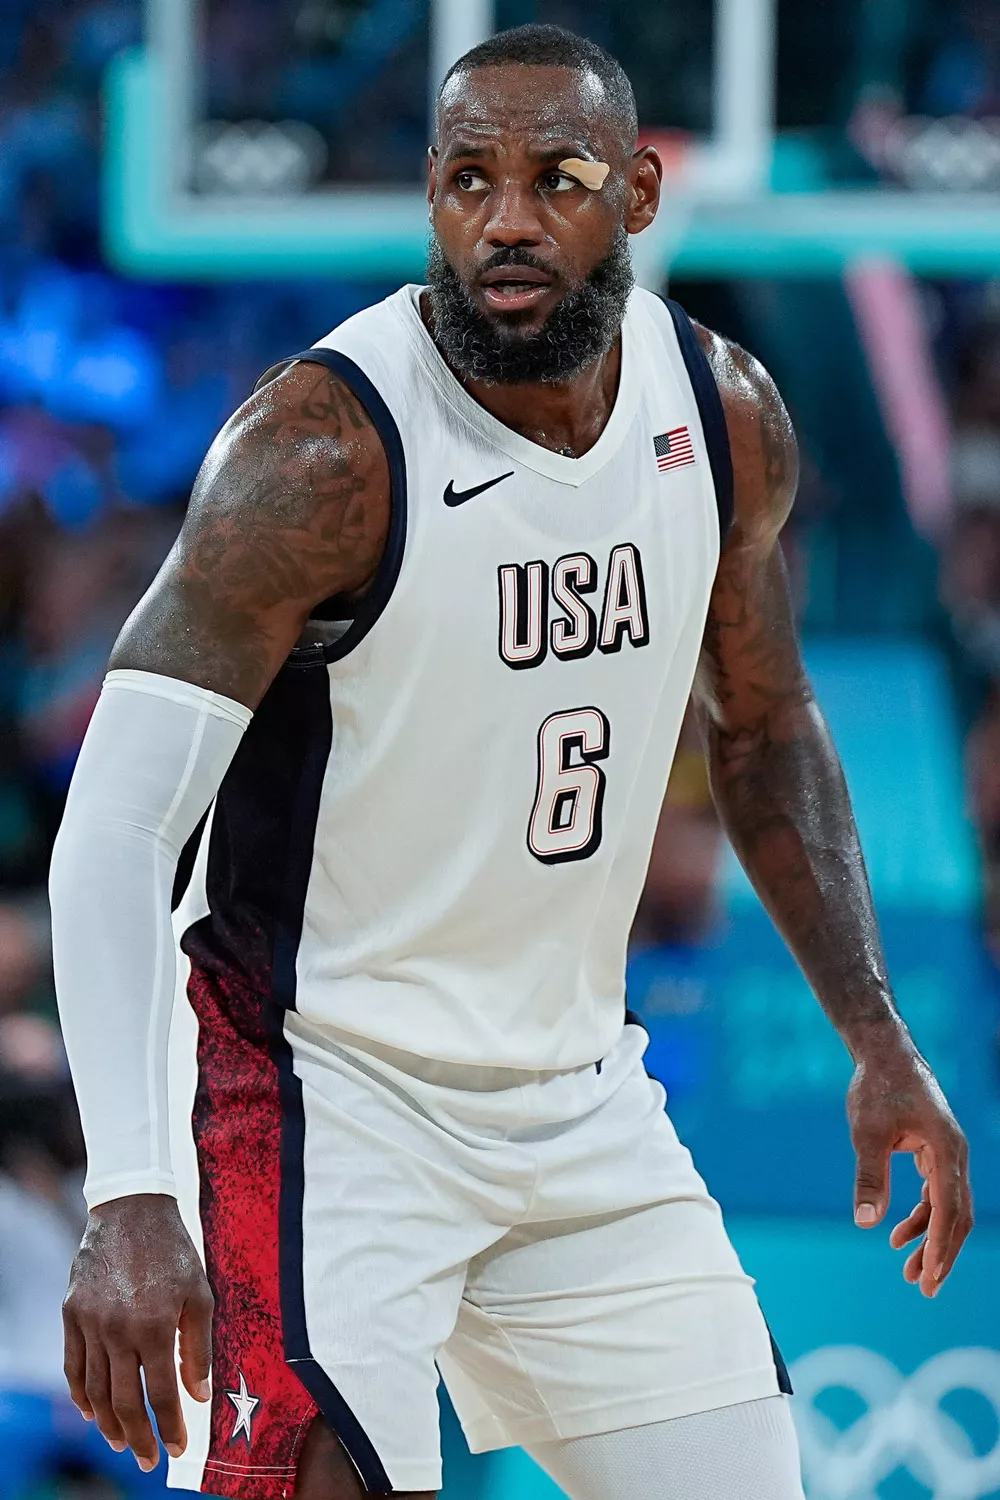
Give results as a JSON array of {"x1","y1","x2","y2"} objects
[
  {"x1": 102, "y1": 0, "x2": 1000, "y2": 281},
  {"x1": 102, "y1": 0, "x2": 776, "y2": 283}
]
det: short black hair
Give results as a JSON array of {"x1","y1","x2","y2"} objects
[{"x1": 438, "y1": 24, "x2": 639, "y2": 151}]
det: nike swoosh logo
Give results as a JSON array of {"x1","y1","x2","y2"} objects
[{"x1": 444, "y1": 471, "x2": 515, "y2": 507}]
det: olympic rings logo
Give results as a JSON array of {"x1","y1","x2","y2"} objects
[{"x1": 791, "y1": 1346, "x2": 1000, "y2": 1500}]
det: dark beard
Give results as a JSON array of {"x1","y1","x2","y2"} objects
[{"x1": 425, "y1": 230, "x2": 634, "y2": 386}]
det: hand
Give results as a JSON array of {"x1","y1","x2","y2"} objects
[
  {"x1": 63, "y1": 1194, "x2": 214, "y2": 1470},
  {"x1": 848, "y1": 1041, "x2": 973, "y2": 1297}
]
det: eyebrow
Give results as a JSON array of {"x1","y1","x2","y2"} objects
[{"x1": 441, "y1": 140, "x2": 593, "y2": 166}]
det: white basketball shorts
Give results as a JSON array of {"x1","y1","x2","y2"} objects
[{"x1": 165, "y1": 993, "x2": 788, "y2": 1499}]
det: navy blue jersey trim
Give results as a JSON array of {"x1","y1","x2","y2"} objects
[
  {"x1": 272, "y1": 1056, "x2": 396, "y2": 1491},
  {"x1": 253, "y1": 357, "x2": 299, "y2": 394},
  {"x1": 184, "y1": 664, "x2": 393, "y2": 1492},
  {"x1": 278, "y1": 348, "x2": 408, "y2": 664},
  {"x1": 170, "y1": 810, "x2": 207, "y2": 913},
  {"x1": 661, "y1": 300, "x2": 735, "y2": 541},
  {"x1": 265, "y1": 668, "x2": 394, "y2": 1493},
  {"x1": 769, "y1": 1329, "x2": 794, "y2": 1396}
]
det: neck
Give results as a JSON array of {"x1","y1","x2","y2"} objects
[{"x1": 419, "y1": 290, "x2": 623, "y2": 459}]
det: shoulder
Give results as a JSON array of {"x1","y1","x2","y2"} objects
[
  {"x1": 228, "y1": 357, "x2": 390, "y2": 486},
  {"x1": 692, "y1": 322, "x2": 799, "y2": 544},
  {"x1": 175, "y1": 356, "x2": 392, "y2": 601},
  {"x1": 192, "y1": 358, "x2": 390, "y2": 551}
]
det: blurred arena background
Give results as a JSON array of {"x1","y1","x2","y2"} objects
[{"x1": 2, "y1": 1, "x2": 1000, "y2": 1497}]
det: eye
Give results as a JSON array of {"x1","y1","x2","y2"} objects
[
  {"x1": 541, "y1": 170, "x2": 577, "y2": 192},
  {"x1": 455, "y1": 169, "x2": 489, "y2": 192}
]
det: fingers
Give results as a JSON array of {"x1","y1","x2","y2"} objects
[
  {"x1": 904, "y1": 1242, "x2": 924, "y2": 1284},
  {"x1": 61, "y1": 1198, "x2": 211, "y2": 1468},
  {"x1": 63, "y1": 1312, "x2": 93, "y2": 1422},
  {"x1": 890, "y1": 1155, "x2": 973, "y2": 1296},
  {"x1": 922, "y1": 1166, "x2": 959, "y2": 1293},
  {"x1": 890, "y1": 1181, "x2": 930, "y2": 1249},
  {"x1": 75, "y1": 1315, "x2": 191, "y2": 1468},
  {"x1": 945, "y1": 1179, "x2": 975, "y2": 1275},
  {"x1": 891, "y1": 1126, "x2": 973, "y2": 1297},
  {"x1": 178, "y1": 1293, "x2": 214, "y2": 1404},
  {"x1": 108, "y1": 1344, "x2": 160, "y2": 1471},
  {"x1": 853, "y1": 1129, "x2": 892, "y2": 1227},
  {"x1": 893, "y1": 1183, "x2": 930, "y2": 1280},
  {"x1": 850, "y1": 1062, "x2": 973, "y2": 1296},
  {"x1": 920, "y1": 1152, "x2": 974, "y2": 1297},
  {"x1": 140, "y1": 1329, "x2": 188, "y2": 1460},
  {"x1": 84, "y1": 1341, "x2": 126, "y2": 1452},
  {"x1": 890, "y1": 1202, "x2": 930, "y2": 1250}
]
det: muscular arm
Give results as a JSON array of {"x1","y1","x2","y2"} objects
[
  {"x1": 694, "y1": 326, "x2": 972, "y2": 1295},
  {"x1": 695, "y1": 335, "x2": 894, "y2": 1048},
  {"x1": 110, "y1": 360, "x2": 390, "y2": 703},
  {"x1": 55, "y1": 361, "x2": 390, "y2": 1471}
]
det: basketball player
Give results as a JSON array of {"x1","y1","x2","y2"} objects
[{"x1": 49, "y1": 25, "x2": 972, "y2": 1500}]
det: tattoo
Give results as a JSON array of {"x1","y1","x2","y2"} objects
[
  {"x1": 298, "y1": 370, "x2": 369, "y2": 430},
  {"x1": 108, "y1": 364, "x2": 391, "y2": 705},
  {"x1": 694, "y1": 327, "x2": 900, "y2": 1053}
]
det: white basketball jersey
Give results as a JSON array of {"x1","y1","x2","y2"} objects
[{"x1": 177, "y1": 285, "x2": 732, "y2": 1072}]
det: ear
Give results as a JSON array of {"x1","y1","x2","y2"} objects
[
  {"x1": 625, "y1": 146, "x2": 662, "y2": 235},
  {"x1": 427, "y1": 146, "x2": 439, "y2": 212}
]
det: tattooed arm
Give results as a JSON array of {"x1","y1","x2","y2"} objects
[
  {"x1": 55, "y1": 363, "x2": 390, "y2": 1473},
  {"x1": 109, "y1": 360, "x2": 390, "y2": 701},
  {"x1": 694, "y1": 326, "x2": 972, "y2": 1295}
]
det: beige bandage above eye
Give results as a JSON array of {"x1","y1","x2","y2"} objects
[{"x1": 559, "y1": 158, "x2": 611, "y2": 191}]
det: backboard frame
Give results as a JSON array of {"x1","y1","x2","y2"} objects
[
  {"x1": 103, "y1": 0, "x2": 1000, "y2": 280},
  {"x1": 103, "y1": 0, "x2": 776, "y2": 281}
]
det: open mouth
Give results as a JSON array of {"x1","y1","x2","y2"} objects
[{"x1": 479, "y1": 266, "x2": 555, "y2": 313}]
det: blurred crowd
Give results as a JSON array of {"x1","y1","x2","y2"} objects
[
  {"x1": 0, "y1": 6, "x2": 389, "y2": 1492},
  {"x1": 942, "y1": 292, "x2": 1000, "y2": 963},
  {"x1": 3, "y1": 0, "x2": 1000, "y2": 1492}
]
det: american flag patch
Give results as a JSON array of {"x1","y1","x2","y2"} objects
[{"x1": 654, "y1": 427, "x2": 696, "y2": 473}]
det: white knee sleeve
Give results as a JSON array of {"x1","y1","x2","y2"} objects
[{"x1": 525, "y1": 1395, "x2": 805, "y2": 1500}]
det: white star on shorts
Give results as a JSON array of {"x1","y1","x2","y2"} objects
[{"x1": 226, "y1": 1370, "x2": 261, "y2": 1445}]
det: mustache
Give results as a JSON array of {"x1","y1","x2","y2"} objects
[
  {"x1": 426, "y1": 228, "x2": 633, "y2": 386},
  {"x1": 475, "y1": 248, "x2": 559, "y2": 279}
]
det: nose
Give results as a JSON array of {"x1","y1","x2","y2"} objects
[{"x1": 483, "y1": 176, "x2": 545, "y2": 249}]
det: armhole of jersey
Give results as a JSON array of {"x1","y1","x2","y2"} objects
[
  {"x1": 253, "y1": 347, "x2": 408, "y2": 664},
  {"x1": 660, "y1": 299, "x2": 735, "y2": 541},
  {"x1": 171, "y1": 808, "x2": 209, "y2": 912},
  {"x1": 253, "y1": 357, "x2": 299, "y2": 393}
]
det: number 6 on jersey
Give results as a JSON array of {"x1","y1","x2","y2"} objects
[{"x1": 528, "y1": 707, "x2": 611, "y2": 865}]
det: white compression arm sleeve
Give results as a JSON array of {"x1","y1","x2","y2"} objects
[{"x1": 50, "y1": 670, "x2": 251, "y2": 1210}]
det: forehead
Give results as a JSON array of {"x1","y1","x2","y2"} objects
[{"x1": 437, "y1": 64, "x2": 613, "y2": 157}]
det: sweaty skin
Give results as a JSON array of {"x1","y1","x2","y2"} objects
[
  {"x1": 558, "y1": 157, "x2": 611, "y2": 190},
  {"x1": 60, "y1": 57, "x2": 971, "y2": 1500},
  {"x1": 694, "y1": 327, "x2": 972, "y2": 1294},
  {"x1": 425, "y1": 62, "x2": 660, "y2": 456}
]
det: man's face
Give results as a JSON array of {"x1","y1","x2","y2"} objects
[{"x1": 426, "y1": 63, "x2": 660, "y2": 385}]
